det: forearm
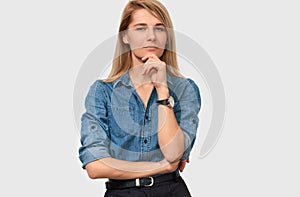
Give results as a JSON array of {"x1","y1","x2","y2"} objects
[
  {"x1": 157, "y1": 87, "x2": 184, "y2": 162},
  {"x1": 86, "y1": 157, "x2": 171, "y2": 180}
]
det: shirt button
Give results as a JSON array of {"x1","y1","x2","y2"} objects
[
  {"x1": 90, "y1": 125, "x2": 97, "y2": 130},
  {"x1": 144, "y1": 139, "x2": 148, "y2": 144},
  {"x1": 145, "y1": 114, "x2": 149, "y2": 120}
]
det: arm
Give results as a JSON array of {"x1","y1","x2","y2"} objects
[
  {"x1": 86, "y1": 157, "x2": 179, "y2": 179},
  {"x1": 141, "y1": 55, "x2": 184, "y2": 163},
  {"x1": 157, "y1": 79, "x2": 200, "y2": 167},
  {"x1": 141, "y1": 55, "x2": 201, "y2": 163},
  {"x1": 156, "y1": 87, "x2": 185, "y2": 163}
]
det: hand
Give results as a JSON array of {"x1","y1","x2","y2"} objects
[
  {"x1": 179, "y1": 157, "x2": 190, "y2": 172},
  {"x1": 142, "y1": 54, "x2": 167, "y2": 90}
]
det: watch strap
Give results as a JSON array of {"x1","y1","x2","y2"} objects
[{"x1": 156, "y1": 99, "x2": 170, "y2": 105}]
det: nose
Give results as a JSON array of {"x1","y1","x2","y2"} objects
[{"x1": 146, "y1": 27, "x2": 156, "y2": 41}]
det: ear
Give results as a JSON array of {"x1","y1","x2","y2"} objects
[{"x1": 122, "y1": 33, "x2": 129, "y2": 44}]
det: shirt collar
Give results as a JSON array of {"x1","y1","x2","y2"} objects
[{"x1": 112, "y1": 71, "x2": 132, "y2": 89}]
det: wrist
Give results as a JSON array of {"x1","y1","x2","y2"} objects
[
  {"x1": 158, "y1": 159, "x2": 173, "y2": 174},
  {"x1": 156, "y1": 86, "x2": 169, "y2": 99},
  {"x1": 157, "y1": 160, "x2": 168, "y2": 173}
]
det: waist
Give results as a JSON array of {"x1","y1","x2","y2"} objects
[{"x1": 105, "y1": 170, "x2": 180, "y2": 190}]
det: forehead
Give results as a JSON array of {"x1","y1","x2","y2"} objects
[{"x1": 129, "y1": 9, "x2": 163, "y2": 26}]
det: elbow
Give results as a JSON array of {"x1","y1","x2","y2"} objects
[
  {"x1": 162, "y1": 135, "x2": 184, "y2": 163},
  {"x1": 85, "y1": 161, "x2": 106, "y2": 179},
  {"x1": 87, "y1": 172, "x2": 97, "y2": 179},
  {"x1": 162, "y1": 144, "x2": 184, "y2": 163},
  {"x1": 87, "y1": 170, "x2": 98, "y2": 179},
  {"x1": 164, "y1": 151, "x2": 184, "y2": 163},
  {"x1": 86, "y1": 165, "x2": 99, "y2": 179}
]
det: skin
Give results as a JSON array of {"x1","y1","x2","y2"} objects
[{"x1": 85, "y1": 9, "x2": 189, "y2": 180}]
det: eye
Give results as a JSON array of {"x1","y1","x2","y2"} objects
[
  {"x1": 136, "y1": 27, "x2": 146, "y2": 31},
  {"x1": 154, "y1": 27, "x2": 165, "y2": 32}
]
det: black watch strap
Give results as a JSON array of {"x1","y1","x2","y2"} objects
[
  {"x1": 156, "y1": 99, "x2": 170, "y2": 105},
  {"x1": 156, "y1": 96, "x2": 174, "y2": 108}
]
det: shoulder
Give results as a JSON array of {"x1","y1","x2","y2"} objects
[
  {"x1": 185, "y1": 78, "x2": 201, "y2": 107},
  {"x1": 87, "y1": 79, "x2": 114, "y2": 100},
  {"x1": 167, "y1": 75, "x2": 201, "y2": 108},
  {"x1": 168, "y1": 75, "x2": 200, "y2": 96},
  {"x1": 185, "y1": 78, "x2": 201, "y2": 98},
  {"x1": 90, "y1": 79, "x2": 113, "y2": 89}
]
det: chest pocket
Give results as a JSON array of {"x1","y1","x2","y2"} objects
[{"x1": 109, "y1": 105, "x2": 140, "y2": 138}]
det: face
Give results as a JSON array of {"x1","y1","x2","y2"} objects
[{"x1": 123, "y1": 9, "x2": 168, "y2": 65}]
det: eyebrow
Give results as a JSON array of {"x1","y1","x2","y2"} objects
[{"x1": 133, "y1": 23, "x2": 165, "y2": 27}]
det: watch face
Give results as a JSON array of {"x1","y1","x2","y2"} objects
[{"x1": 169, "y1": 96, "x2": 175, "y2": 108}]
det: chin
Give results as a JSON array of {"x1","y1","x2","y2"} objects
[{"x1": 134, "y1": 49, "x2": 164, "y2": 59}]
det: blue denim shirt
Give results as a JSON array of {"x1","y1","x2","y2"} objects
[{"x1": 79, "y1": 71, "x2": 201, "y2": 169}]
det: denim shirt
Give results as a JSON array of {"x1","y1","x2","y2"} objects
[{"x1": 79, "y1": 71, "x2": 201, "y2": 169}]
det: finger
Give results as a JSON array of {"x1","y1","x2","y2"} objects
[
  {"x1": 149, "y1": 68, "x2": 157, "y2": 76},
  {"x1": 142, "y1": 54, "x2": 158, "y2": 62},
  {"x1": 142, "y1": 56, "x2": 153, "y2": 63},
  {"x1": 141, "y1": 56, "x2": 149, "y2": 63},
  {"x1": 179, "y1": 161, "x2": 187, "y2": 172},
  {"x1": 143, "y1": 62, "x2": 158, "y2": 75},
  {"x1": 179, "y1": 163, "x2": 183, "y2": 172},
  {"x1": 142, "y1": 61, "x2": 150, "y2": 75},
  {"x1": 142, "y1": 63, "x2": 150, "y2": 75},
  {"x1": 142, "y1": 55, "x2": 163, "y2": 65},
  {"x1": 143, "y1": 55, "x2": 166, "y2": 69}
]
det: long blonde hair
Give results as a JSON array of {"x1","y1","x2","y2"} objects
[{"x1": 103, "y1": 0, "x2": 185, "y2": 82}]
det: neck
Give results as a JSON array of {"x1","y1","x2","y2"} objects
[{"x1": 131, "y1": 52, "x2": 144, "y2": 68}]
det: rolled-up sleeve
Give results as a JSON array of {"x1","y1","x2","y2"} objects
[
  {"x1": 79, "y1": 80, "x2": 111, "y2": 169},
  {"x1": 174, "y1": 79, "x2": 201, "y2": 161}
]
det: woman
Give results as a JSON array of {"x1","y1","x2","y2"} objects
[{"x1": 79, "y1": 0, "x2": 201, "y2": 196}]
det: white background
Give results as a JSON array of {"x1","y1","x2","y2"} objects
[{"x1": 0, "y1": 0, "x2": 299, "y2": 196}]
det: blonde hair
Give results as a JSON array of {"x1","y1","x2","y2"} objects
[{"x1": 102, "y1": 0, "x2": 185, "y2": 82}]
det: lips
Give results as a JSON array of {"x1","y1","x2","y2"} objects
[{"x1": 143, "y1": 46, "x2": 158, "y2": 49}]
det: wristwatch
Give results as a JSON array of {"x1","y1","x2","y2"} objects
[{"x1": 156, "y1": 95, "x2": 175, "y2": 108}]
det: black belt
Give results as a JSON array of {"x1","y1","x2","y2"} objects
[{"x1": 105, "y1": 170, "x2": 180, "y2": 190}]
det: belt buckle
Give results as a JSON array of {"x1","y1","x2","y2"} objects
[
  {"x1": 144, "y1": 176, "x2": 154, "y2": 187},
  {"x1": 135, "y1": 176, "x2": 154, "y2": 187},
  {"x1": 135, "y1": 178, "x2": 140, "y2": 187}
]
